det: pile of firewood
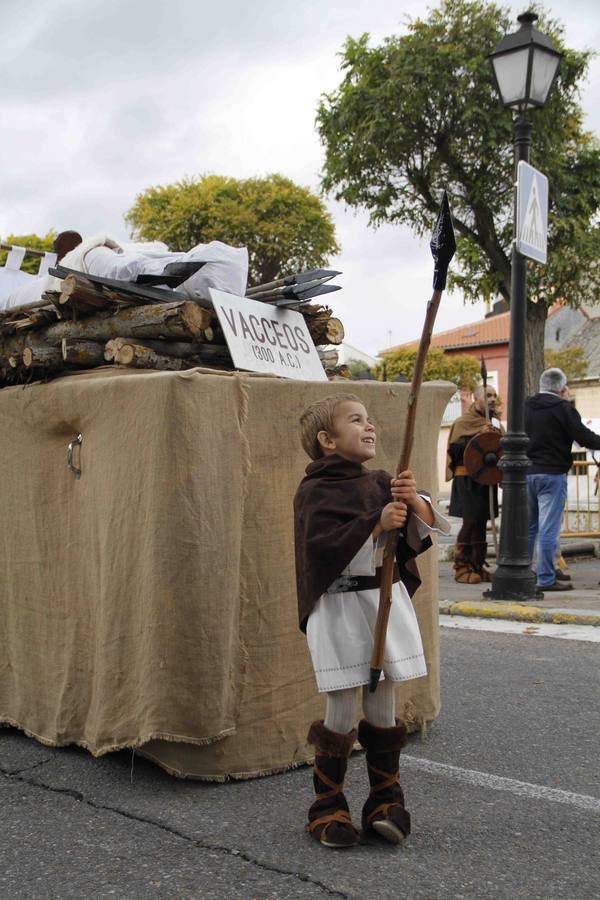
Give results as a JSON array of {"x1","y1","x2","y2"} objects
[{"x1": 0, "y1": 272, "x2": 347, "y2": 388}]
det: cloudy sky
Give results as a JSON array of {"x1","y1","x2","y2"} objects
[{"x1": 2, "y1": 0, "x2": 598, "y2": 356}]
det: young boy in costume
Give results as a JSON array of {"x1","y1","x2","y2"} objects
[{"x1": 294, "y1": 393, "x2": 449, "y2": 849}]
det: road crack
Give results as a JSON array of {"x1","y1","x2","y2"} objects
[
  {"x1": 2, "y1": 768, "x2": 349, "y2": 898},
  {"x1": 1, "y1": 756, "x2": 53, "y2": 776}
]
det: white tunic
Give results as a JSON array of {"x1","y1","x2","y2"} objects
[{"x1": 306, "y1": 504, "x2": 450, "y2": 692}]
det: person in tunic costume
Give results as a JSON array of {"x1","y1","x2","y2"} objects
[
  {"x1": 446, "y1": 385, "x2": 503, "y2": 584},
  {"x1": 294, "y1": 394, "x2": 449, "y2": 849}
]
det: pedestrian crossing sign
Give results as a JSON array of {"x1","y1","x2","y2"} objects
[{"x1": 516, "y1": 161, "x2": 548, "y2": 264}]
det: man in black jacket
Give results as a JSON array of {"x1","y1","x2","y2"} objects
[{"x1": 525, "y1": 368, "x2": 600, "y2": 591}]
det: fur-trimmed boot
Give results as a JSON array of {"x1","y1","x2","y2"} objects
[
  {"x1": 453, "y1": 543, "x2": 481, "y2": 584},
  {"x1": 472, "y1": 541, "x2": 492, "y2": 581},
  {"x1": 358, "y1": 719, "x2": 411, "y2": 844},
  {"x1": 306, "y1": 720, "x2": 360, "y2": 849}
]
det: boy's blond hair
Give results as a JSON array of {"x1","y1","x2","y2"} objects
[{"x1": 299, "y1": 393, "x2": 362, "y2": 460}]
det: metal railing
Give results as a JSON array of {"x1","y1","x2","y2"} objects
[{"x1": 560, "y1": 459, "x2": 600, "y2": 539}]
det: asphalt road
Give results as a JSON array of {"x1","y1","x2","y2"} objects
[{"x1": 2, "y1": 628, "x2": 599, "y2": 900}]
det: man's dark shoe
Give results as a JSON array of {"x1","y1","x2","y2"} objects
[
  {"x1": 535, "y1": 581, "x2": 573, "y2": 592},
  {"x1": 554, "y1": 568, "x2": 571, "y2": 581}
]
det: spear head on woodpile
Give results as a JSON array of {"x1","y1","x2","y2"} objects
[{"x1": 368, "y1": 190, "x2": 456, "y2": 693}]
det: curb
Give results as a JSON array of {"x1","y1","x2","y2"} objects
[
  {"x1": 439, "y1": 539, "x2": 600, "y2": 563},
  {"x1": 439, "y1": 599, "x2": 600, "y2": 627}
]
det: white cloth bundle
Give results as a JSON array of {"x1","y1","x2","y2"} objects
[
  {"x1": 1, "y1": 234, "x2": 249, "y2": 311},
  {"x1": 82, "y1": 239, "x2": 248, "y2": 301}
]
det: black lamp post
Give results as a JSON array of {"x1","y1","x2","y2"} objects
[{"x1": 485, "y1": 11, "x2": 561, "y2": 601}]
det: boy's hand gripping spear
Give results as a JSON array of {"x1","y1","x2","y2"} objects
[{"x1": 369, "y1": 191, "x2": 456, "y2": 693}]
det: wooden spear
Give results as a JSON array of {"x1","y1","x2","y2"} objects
[
  {"x1": 480, "y1": 355, "x2": 499, "y2": 557},
  {"x1": 369, "y1": 191, "x2": 456, "y2": 693}
]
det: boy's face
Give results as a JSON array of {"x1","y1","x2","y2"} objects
[{"x1": 317, "y1": 400, "x2": 376, "y2": 463}]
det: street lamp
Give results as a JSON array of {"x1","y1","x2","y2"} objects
[
  {"x1": 489, "y1": 11, "x2": 561, "y2": 112},
  {"x1": 485, "y1": 11, "x2": 561, "y2": 602}
]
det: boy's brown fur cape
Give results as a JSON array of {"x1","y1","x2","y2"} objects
[{"x1": 293, "y1": 454, "x2": 431, "y2": 632}]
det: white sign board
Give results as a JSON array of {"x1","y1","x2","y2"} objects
[
  {"x1": 209, "y1": 289, "x2": 328, "y2": 381},
  {"x1": 516, "y1": 161, "x2": 548, "y2": 264}
]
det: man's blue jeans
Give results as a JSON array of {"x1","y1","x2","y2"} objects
[{"x1": 527, "y1": 473, "x2": 568, "y2": 587}]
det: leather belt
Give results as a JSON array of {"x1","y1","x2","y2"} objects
[
  {"x1": 454, "y1": 465, "x2": 468, "y2": 476},
  {"x1": 326, "y1": 563, "x2": 400, "y2": 594}
]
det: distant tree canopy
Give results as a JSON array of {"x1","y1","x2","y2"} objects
[
  {"x1": 316, "y1": 0, "x2": 600, "y2": 393},
  {"x1": 125, "y1": 173, "x2": 340, "y2": 286},
  {"x1": 544, "y1": 345, "x2": 588, "y2": 380},
  {"x1": 375, "y1": 346, "x2": 480, "y2": 390},
  {"x1": 0, "y1": 231, "x2": 56, "y2": 274}
]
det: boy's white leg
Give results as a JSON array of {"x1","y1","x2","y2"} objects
[
  {"x1": 324, "y1": 687, "x2": 361, "y2": 734},
  {"x1": 362, "y1": 679, "x2": 396, "y2": 728}
]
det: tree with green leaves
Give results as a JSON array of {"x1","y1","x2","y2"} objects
[
  {"x1": 125, "y1": 173, "x2": 339, "y2": 287},
  {"x1": 0, "y1": 231, "x2": 56, "y2": 274},
  {"x1": 317, "y1": 0, "x2": 600, "y2": 393},
  {"x1": 544, "y1": 345, "x2": 587, "y2": 380},
  {"x1": 375, "y1": 346, "x2": 480, "y2": 391}
]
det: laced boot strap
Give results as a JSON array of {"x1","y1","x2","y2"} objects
[
  {"x1": 306, "y1": 762, "x2": 355, "y2": 835},
  {"x1": 364, "y1": 762, "x2": 401, "y2": 826}
]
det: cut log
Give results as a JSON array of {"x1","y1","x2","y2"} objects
[
  {"x1": 111, "y1": 341, "x2": 186, "y2": 371},
  {"x1": 105, "y1": 336, "x2": 213, "y2": 361},
  {"x1": 11, "y1": 310, "x2": 59, "y2": 333},
  {"x1": 317, "y1": 348, "x2": 339, "y2": 368},
  {"x1": 41, "y1": 300, "x2": 214, "y2": 344},
  {"x1": 106, "y1": 337, "x2": 234, "y2": 370},
  {"x1": 58, "y1": 273, "x2": 131, "y2": 314},
  {"x1": 0, "y1": 304, "x2": 60, "y2": 336},
  {"x1": 305, "y1": 313, "x2": 344, "y2": 346},
  {"x1": 61, "y1": 339, "x2": 106, "y2": 367},
  {"x1": 0, "y1": 332, "x2": 53, "y2": 366},
  {"x1": 55, "y1": 266, "x2": 215, "y2": 311},
  {"x1": 104, "y1": 338, "x2": 121, "y2": 362},
  {"x1": 23, "y1": 346, "x2": 63, "y2": 369}
]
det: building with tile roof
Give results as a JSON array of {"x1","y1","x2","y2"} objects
[{"x1": 380, "y1": 311, "x2": 511, "y2": 411}]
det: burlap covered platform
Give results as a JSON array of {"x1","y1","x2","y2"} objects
[{"x1": 0, "y1": 367, "x2": 454, "y2": 779}]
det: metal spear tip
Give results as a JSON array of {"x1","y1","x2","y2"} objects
[
  {"x1": 295, "y1": 268, "x2": 342, "y2": 285},
  {"x1": 274, "y1": 284, "x2": 341, "y2": 306},
  {"x1": 480, "y1": 354, "x2": 488, "y2": 382},
  {"x1": 430, "y1": 190, "x2": 457, "y2": 291}
]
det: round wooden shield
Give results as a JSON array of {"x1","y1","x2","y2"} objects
[{"x1": 464, "y1": 430, "x2": 503, "y2": 485}]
